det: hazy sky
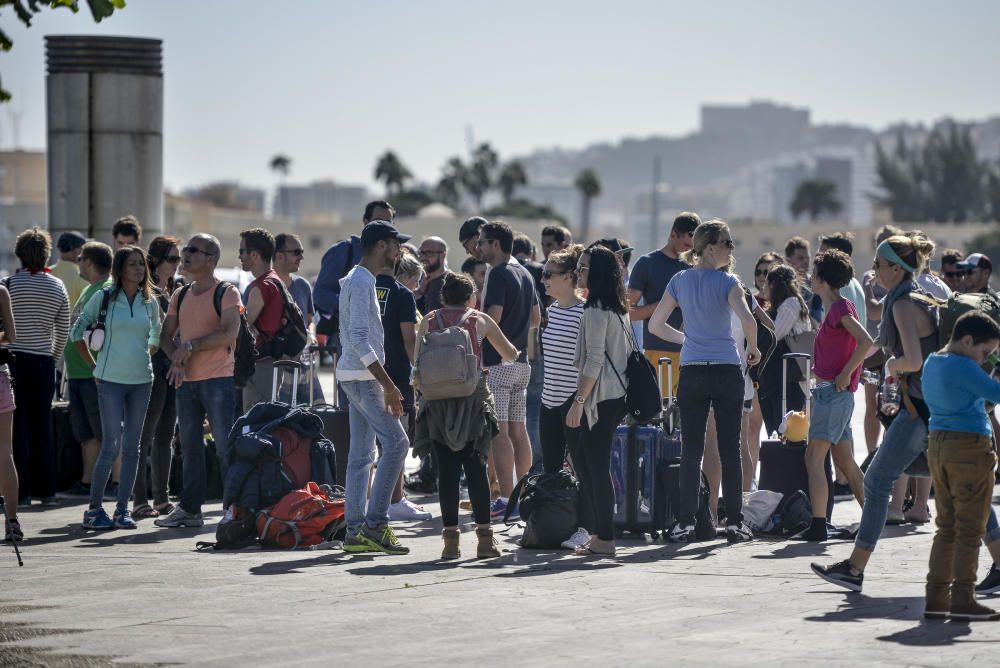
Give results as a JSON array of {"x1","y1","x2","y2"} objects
[{"x1": 4, "y1": 1, "x2": 1000, "y2": 193}]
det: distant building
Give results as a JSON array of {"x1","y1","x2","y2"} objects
[
  {"x1": 182, "y1": 182, "x2": 265, "y2": 212},
  {"x1": 626, "y1": 183, "x2": 730, "y2": 255},
  {"x1": 701, "y1": 101, "x2": 811, "y2": 138},
  {"x1": 0, "y1": 150, "x2": 48, "y2": 274},
  {"x1": 274, "y1": 180, "x2": 370, "y2": 225},
  {"x1": 516, "y1": 183, "x2": 580, "y2": 225}
]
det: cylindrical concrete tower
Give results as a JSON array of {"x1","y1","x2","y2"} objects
[{"x1": 46, "y1": 35, "x2": 163, "y2": 244}]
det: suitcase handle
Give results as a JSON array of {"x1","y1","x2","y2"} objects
[
  {"x1": 781, "y1": 352, "x2": 811, "y2": 422},
  {"x1": 272, "y1": 360, "x2": 304, "y2": 404},
  {"x1": 657, "y1": 356, "x2": 678, "y2": 435}
]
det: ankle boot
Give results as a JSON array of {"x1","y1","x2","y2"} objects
[
  {"x1": 441, "y1": 528, "x2": 461, "y2": 560},
  {"x1": 476, "y1": 527, "x2": 501, "y2": 558}
]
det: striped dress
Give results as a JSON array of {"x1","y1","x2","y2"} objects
[{"x1": 541, "y1": 300, "x2": 585, "y2": 408}]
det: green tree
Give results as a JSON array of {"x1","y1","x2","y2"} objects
[
  {"x1": 435, "y1": 157, "x2": 465, "y2": 209},
  {"x1": 391, "y1": 188, "x2": 436, "y2": 217},
  {"x1": 985, "y1": 168, "x2": 1000, "y2": 223},
  {"x1": 462, "y1": 142, "x2": 498, "y2": 209},
  {"x1": 966, "y1": 228, "x2": 1000, "y2": 265},
  {"x1": 789, "y1": 178, "x2": 843, "y2": 222},
  {"x1": 374, "y1": 150, "x2": 413, "y2": 195},
  {"x1": 574, "y1": 168, "x2": 602, "y2": 242},
  {"x1": 484, "y1": 198, "x2": 566, "y2": 224},
  {"x1": 269, "y1": 154, "x2": 291, "y2": 179},
  {"x1": 1, "y1": 0, "x2": 126, "y2": 102},
  {"x1": 497, "y1": 160, "x2": 527, "y2": 204}
]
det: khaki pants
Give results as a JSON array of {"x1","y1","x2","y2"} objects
[{"x1": 926, "y1": 430, "x2": 997, "y2": 607}]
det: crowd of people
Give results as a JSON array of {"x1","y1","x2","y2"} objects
[{"x1": 2, "y1": 204, "x2": 1000, "y2": 620}]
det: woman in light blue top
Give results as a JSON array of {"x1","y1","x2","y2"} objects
[
  {"x1": 71, "y1": 246, "x2": 162, "y2": 531},
  {"x1": 649, "y1": 220, "x2": 759, "y2": 544}
]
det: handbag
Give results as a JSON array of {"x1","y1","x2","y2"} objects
[
  {"x1": 605, "y1": 314, "x2": 660, "y2": 424},
  {"x1": 83, "y1": 287, "x2": 113, "y2": 352}
]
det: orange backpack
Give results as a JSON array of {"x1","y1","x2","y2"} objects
[{"x1": 256, "y1": 482, "x2": 346, "y2": 549}]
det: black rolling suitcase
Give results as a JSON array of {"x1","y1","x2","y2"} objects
[
  {"x1": 305, "y1": 346, "x2": 350, "y2": 487},
  {"x1": 52, "y1": 400, "x2": 82, "y2": 492},
  {"x1": 758, "y1": 352, "x2": 833, "y2": 520}
]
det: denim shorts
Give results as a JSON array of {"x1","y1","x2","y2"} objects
[{"x1": 808, "y1": 383, "x2": 854, "y2": 443}]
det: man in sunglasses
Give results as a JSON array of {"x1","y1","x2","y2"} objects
[
  {"x1": 940, "y1": 249, "x2": 966, "y2": 293},
  {"x1": 274, "y1": 233, "x2": 323, "y2": 403},
  {"x1": 958, "y1": 253, "x2": 994, "y2": 295}
]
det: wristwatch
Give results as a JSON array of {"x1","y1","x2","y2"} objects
[
  {"x1": 575, "y1": 394, "x2": 586, "y2": 404},
  {"x1": 185, "y1": 341, "x2": 194, "y2": 352}
]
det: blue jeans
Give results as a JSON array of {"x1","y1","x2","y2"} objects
[
  {"x1": 341, "y1": 379, "x2": 410, "y2": 534},
  {"x1": 526, "y1": 360, "x2": 544, "y2": 471},
  {"x1": 89, "y1": 380, "x2": 152, "y2": 513},
  {"x1": 855, "y1": 409, "x2": 928, "y2": 550},
  {"x1": 176, "y1": 376, "x2": 236, "y2": 515},
  {"x1": 985, "y1": 507, "x2": 1000, "y2": 546}
]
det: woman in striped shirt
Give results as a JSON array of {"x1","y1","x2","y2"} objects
[
  {"x1": 538, "y1": 245, "x2": 588, "y2": 548},
  {"x1": 7, "y1": 227, "x2": 70, "y2": 507}
]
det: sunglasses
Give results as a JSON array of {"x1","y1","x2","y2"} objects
[
  {"x1": 182, "y1": 246, "x2": 213, "y2": 257},
  {"x1": 163, "y1": 255, "x2": 181, "y2": 264},
  {"x1": 542, "y1": 270, "x2": 569, "y2": 279},
  {"x1": 718, "y1": 239, "x2": 735, "y2": 249},
  {"x1": 279, "y1": 248, "x2": 304, "y2": 257},
  {"x1": 754, "y1": 268, "x2": 769, "y2": 277},
  {"x1": 944, "y1": 270, "x2": 969, "y2": 278},
  {"x1": 419, "y1": 249, "x2": 444, "y2": 256}
]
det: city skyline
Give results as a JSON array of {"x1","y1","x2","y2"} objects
[{"x1": 3, "y1": 1, "x2": 999, "y2": 193}]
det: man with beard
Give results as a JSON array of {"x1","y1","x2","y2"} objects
[{"x1": 416, "y1": 236, "x2": 450, "y2": 314}]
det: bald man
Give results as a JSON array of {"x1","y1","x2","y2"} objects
[{"x1": 416, "y1": 236, "x2": 450, "y2": 314}]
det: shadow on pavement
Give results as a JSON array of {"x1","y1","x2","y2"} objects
[
  {"x1": 804, "y1": 594, "x2": 925, "y2": 623},
  {"x1": 877, "y1": 621, "x2": 975, "y2": 646}
]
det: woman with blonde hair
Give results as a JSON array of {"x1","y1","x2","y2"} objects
[
  {"x1": 650, "y1": 219, "x2": 760, "y2": 544},
  {"x1": 812, "y1": 233, "x2": 939, "y2": 592}
]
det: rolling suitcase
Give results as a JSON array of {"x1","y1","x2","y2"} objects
[
  {"x1": 612, "y1": 357, "x2": 675, "y2": 538},
  {"x1": 305, "y1": 346, "x2": 350, "y2": 488},
  {"x1": 52, "y1": 400, "x2": 82, "y2": 492},
  {"x1": 758, "y1": 352, "x2": 834, "y2": 520}
]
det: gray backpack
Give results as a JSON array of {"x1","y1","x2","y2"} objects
[{"x1": 416, "y1": 309, "x2": 480, "y2": 401}]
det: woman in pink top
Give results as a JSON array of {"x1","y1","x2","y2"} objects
[{"x1": 801, "y1": 250, "x2": 874, "y2": 541}]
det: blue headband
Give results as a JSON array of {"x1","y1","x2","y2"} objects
[{"x1": 876, "y1": 239, "x2": 916, "y2": 274}]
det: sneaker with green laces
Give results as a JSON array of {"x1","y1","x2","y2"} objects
[
  {"x1": 353, "y1": 523, "x2": 410, "y2": 555},
  {"x1": 343, "y1": 530, "x2": 380, "y2": 553}
]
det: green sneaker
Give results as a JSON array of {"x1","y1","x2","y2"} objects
[
  {"x1": 343, "y1": 530, "x2": 379, "y2": 553},
  {"x1": 361, "y1": 523, "x2": 410, "y2": 555}
]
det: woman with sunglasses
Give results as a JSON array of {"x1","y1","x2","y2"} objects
[
  {"x1": 131, "y1": 236, "x2": 182, "y2": 519},
  {"x1": 812, "y1": 233, "x2": 939, "y2": 592},
  {"x1": 649, "y1": 220, "x2": 760, "y2": 544},
  {"x1": 753, "y1": 252, "x2": 782, "y2": 312},
  {"x1": 537, "y1": 245, "x2": 589, "y2": 548}
]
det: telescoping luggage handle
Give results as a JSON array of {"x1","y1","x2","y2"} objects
[
  {"x1": 782, "y1": 352, "x2": 811, "y2": 422},
  {"x1": 657, "y1": 356, "x2": 678, "y2": 435},
  {"x1": 272, "y1": 359, "x2": 304, "y2": 405},
  {"x1": 307, "y1": 344, "x2": 339, "y2": 409}
]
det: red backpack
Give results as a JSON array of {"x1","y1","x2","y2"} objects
[{"x1": 256, "y1": 482, "x2": 346, "y2": 549}]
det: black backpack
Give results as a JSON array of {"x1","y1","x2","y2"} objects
[
  {"x1": 605, "y1": 314, "x2": 660, "y2": 424},
  {"x1": 259, "y1": 277, "x2": 308, "y2": 360},
  {"x1": 504, "y1": 469, "x2": 579, "y2": 549},
  {"x1": 177, "y1": 281, "x2": 258, "y2": 387},
  {"x1": 768, "y1": 490, "x2": 812, "y2": 536}
]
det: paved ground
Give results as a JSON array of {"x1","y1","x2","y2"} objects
[{"x1": 2, "y1": 382, "x2": 1000, "y2": 666}]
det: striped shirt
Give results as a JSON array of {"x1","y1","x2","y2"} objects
[
  {"x1": 541, "y1": 300, "x2": 585, "y2": 407},
  {"x1": 5, "y1": 270, "x2": 70, "y2": 358}
]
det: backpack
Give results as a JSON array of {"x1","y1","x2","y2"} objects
[
  {"x1": 256, "y1": 482, "x2": 346, "y2": 549},
  {"x1": 177, "y1": 281, "x2": 258, "y2": 387},
  {"x1": 934, "y1": 292, "x2": 1000, "y2": 347},
  {"x1": 82, "y1": 286, "x2": 113, "y2": 351},
  {"x1": 605, "y1": 314, "x2": 660, "y2": 424},
  {"x1": 765, "y1": 490, "x2": 812, "y2": 537},
  {"x1": 415, "y1": 309, "x2": 480, "y2": 401},
  {"x1": 258, "y1": 277, "x2": 308, "y2": 360},
  {"x1": 504, "y1": 469, "x2": 579, "y2": 549}
]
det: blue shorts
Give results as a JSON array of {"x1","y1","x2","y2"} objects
[{"x1": 809, "y1": 383, "x2": 854, "y2": 444}]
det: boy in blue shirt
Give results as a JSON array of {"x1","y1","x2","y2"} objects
[{"x1": 921, "y1": 311, "x2": 1000, "y2": 621}]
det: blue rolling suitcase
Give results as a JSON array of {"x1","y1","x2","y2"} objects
[{"x1": 612, "y1": 357, "x2": 678, "y2": 538}]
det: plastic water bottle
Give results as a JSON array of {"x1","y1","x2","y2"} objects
[
  {"x1": 862, "y1": 370, "x2": 880, "y2": 386},
  {"x1": 880, "y1": 375, "x2": 900, "y2": 416}
]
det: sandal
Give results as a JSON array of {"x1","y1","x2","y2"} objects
[
  {"x1": 885, "y1": 510, "x2": 907, "y2": 525},
  {"x1": 574, "y1": 538, "x2": 616, "y2": 557},
  {"x1": 132, "y1": 503, "x2": 159, "y2": 519},
  {"x1": 153, "y1": 502, "x2": 174, "y2": 516}
]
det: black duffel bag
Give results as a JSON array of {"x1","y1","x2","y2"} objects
[{"x1": 504, "y1": 469, "x2": 579, "y2": 549}]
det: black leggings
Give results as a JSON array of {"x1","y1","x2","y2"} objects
[
  {"x1": 574, "y1": 397, "x2": 626, "y2": 541},
  {"x1": 678, "y1": 364, "x2": 745, "y2": 527},
  {"x1": 434, "y1": 441, "x2": 491, "y2": 527},
  {"x1": 12, "y1": 352, "x2": 56, "y2": 499},
  {"x1": 540, "y1": 395, "x2": 574, "y2": 474}
]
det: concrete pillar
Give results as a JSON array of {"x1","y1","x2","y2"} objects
[{"x1": 46, "y1": 35, "x2": 163, "y2": 244}]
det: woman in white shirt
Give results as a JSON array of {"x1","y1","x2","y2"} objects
[{"x1": 759, "y1": 263, "x2": 811, "y2": 436}]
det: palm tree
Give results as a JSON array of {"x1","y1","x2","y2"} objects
[
  {"x1": 463, "y1": 142, "x2": 499, "y2": 209},
  {"x1": 269, "y1": 154, "x2": 291, "y2": 179},
  {"x1": 789, "y1": 178, "x2": 842, "y2": 222},
  {"x1": 374, "y1": 150, "x2": 413, "y2": 195},
  {"x1": 574, "y1": 168, "x2": 602, "y2": 242},
  {"x1": 497, "y1": 160, "x2": 527, "y2": 204},
  {"x1": 436, "y1": 157, "x2": 466, "y2": 209}
]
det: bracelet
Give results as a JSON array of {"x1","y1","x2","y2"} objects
[{"x1": 575, "y1": 394, "x2": 586, "y2": 404}]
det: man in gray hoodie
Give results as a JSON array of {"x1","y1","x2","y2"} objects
[{"x1": 338, "y1": 221, "x2": 414, "y2": 555}]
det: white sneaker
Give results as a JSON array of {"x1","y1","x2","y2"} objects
[
  {"x1": 388, "y1": 498, "x2": 432, "y2": 522},
  {"x1": 561, "y1": 527, "x2": 590, "y2": 550}
]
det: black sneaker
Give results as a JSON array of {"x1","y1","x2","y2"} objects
[
  {"x1": 832, "y1": 482, "x2": 853, "y2": 501},
  {"x1": 811, "y1": 559, "x2": 864, "y2": 592},
  {"x1": 976, "y1": 564, "x2": 1000, "y2": 596},
  {"x1": 403, "y1": 474, "x2": 437, "y2": 495},
  {"x1": 725, "y1": 523, "x2": 753, "y2": 544}
]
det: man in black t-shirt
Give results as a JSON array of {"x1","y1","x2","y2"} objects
[
  {"x1": 477, "y1": 222, "x2": 539, "y2": 514},
  {"x1": 416, "y1": 236, "x2": 450, "y2": 314},
  {"x1": 628, "y1": 212, "x2": 699, "y2": 398}
]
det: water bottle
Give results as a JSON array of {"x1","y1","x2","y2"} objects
[
  {"x1": 880, "y1": 374, "x2": 900, "y2": 416},
  {"x1": 862, "y1": 370, "x2": 880, "y2": 386}
]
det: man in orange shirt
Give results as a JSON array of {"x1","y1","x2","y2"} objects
[{"x1": 155, "y1": 234, "x2": 242, "y2": 528}]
